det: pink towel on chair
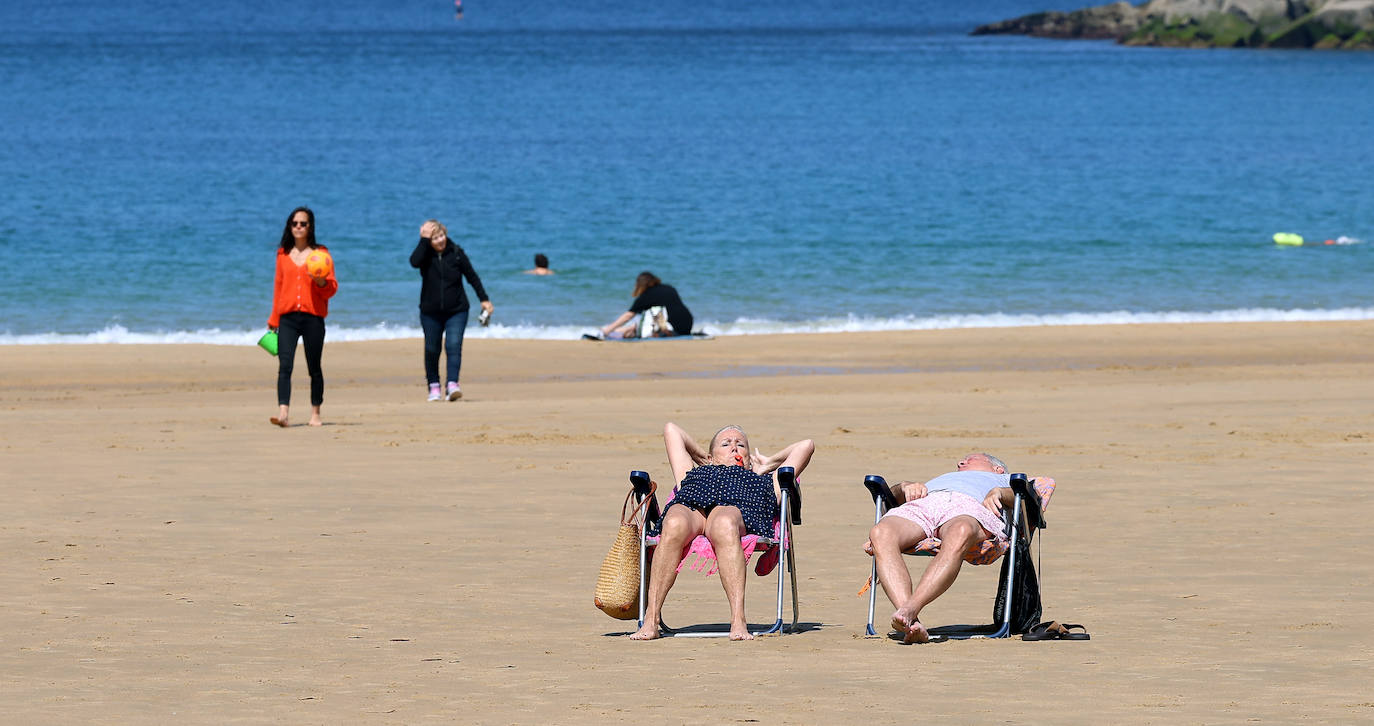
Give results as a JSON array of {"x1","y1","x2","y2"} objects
[
  {"x1": 677, "y1": 534, "x2": 761, "y2": 576},
  {"x1": 675, "y1": 521, "x2": 787, "y2": 577},
  {"x1": 660, "y1": 482, "x2": 790, "y2": 578}
]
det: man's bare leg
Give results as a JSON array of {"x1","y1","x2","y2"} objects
[
  {"x1": 630, "y1": 506, "x2": 705, "y2": 640},
  {"x1": 868, "y1": 517, "x2": 928, "y2": 640},
  {"x1": 891, "y1": 515, "x2": 989, "y2": 643},
  {"x1": 704, "y1": 506, "x2": 751, "y2": 640}
]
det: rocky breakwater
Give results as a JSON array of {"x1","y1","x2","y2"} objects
[{"x1": 973, "y1": 0, "x2": 1374, "y2": 49}]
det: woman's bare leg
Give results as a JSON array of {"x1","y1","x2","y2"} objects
[
  {"x1": 631, "y1": 506, "x2": 705, "y2": 640},
  {"x1": 704, "y1": 506, "x2": 751, "y2": 640}
]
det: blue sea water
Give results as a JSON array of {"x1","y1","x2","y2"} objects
[{"x1": 2, "y1": 0, "x2": 1372, "y2": 344}]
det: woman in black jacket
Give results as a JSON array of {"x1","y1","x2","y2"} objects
[{"x1": 410, "y1": 219, "x2": 493, "y2": 401}]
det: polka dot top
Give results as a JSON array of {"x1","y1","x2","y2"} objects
[{"x1": 648, "y1": 464, "x2": 778, "y2": 537}]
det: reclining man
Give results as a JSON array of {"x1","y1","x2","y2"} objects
[{"x1": 863, "y1": 453, "x2": 1014, "y2": 643}]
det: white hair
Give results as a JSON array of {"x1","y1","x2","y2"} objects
[{"x1": 978, "y1": 453, "x2": 1008, "y2": 473}]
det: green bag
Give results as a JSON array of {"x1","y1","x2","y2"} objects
[{"x1": 257, "y1": 330, "x2": 279, "y2": 356}]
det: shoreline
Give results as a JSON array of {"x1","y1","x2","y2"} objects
[
  {"x1": 3, "y1": 321, "x2": 1373, "y2": 394},
  {"x1": 4, "y1": 320, "x2": 1372, "y2": 723},
  {"x1": 4, "y1": 307, "x2": 1374, "y2": 346}
]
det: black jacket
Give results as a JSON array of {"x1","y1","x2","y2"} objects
[{"x1": 410, "y1": 237, "x2": 489, "y2": 316}]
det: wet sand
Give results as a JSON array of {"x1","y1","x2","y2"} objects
[{"x1": 3, "y1": 321, "x2": 1372, "y2": 724}]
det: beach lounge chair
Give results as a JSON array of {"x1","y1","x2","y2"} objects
[
  {"x1": 629, "y1": 467, "x2": 802, "y2": 637},
  {"x1": 860, "y1": 473, "x2": 1055, "y2": 639}
]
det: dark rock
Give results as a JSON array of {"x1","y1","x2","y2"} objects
[
  {"x1": 973, "y1": 0, "x2": 1374, "y2": 49},
  {"x1": 971, "y1": 1, "x2": 1144, "y2": 38}
]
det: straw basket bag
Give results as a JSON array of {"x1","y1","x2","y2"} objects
[{"x1": 594, "y1": 481, "x2": 656, "y2": 620}]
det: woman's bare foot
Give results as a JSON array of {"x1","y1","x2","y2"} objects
[
  {"x1": 629, "y1": 623, "x2": 660, "y2": 640},
  {"x1": 892, "y1": 609, "x2": 929, "y2": 644},
  {"x1": 308, "y1": 406, "x2": 322, "y2": 426},
  {"x1": 728, "y1": 623, "x2": 755, "y2": 641},
  {"x1": 269, "y1": 416, "x2": 288, "y2": 427}
]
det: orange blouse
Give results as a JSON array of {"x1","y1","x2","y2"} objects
[{"x1": 268, "y1": 246, "x2": 338, "y2": 328}]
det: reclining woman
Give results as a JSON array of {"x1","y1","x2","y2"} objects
[{"x1": 631, "y1": 422, "x2": 814, "y2": 641}]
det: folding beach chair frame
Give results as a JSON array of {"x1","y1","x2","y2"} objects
[
  {"x1": 630, "y1": 467, "x2": 802, "y2": 637},
  {"x1": 862, "y1": 472, "x2": 1046, "y2": 639}
]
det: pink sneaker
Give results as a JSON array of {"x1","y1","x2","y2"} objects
[
  {"x1": 427, "y1": 383, "x2": 442, "y2": 402},
  {"x1": 446, "y1": 381, "x2": 462, "y2": 401}
]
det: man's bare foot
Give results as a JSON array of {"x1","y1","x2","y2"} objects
[
  {"x1": 629, "y1": 623, "x2": 660, "y2": 640},
  {"x1": 892, "y1": 610, "x2": 929, "y2": 644},
  {"x1": 729, "y1": 624, "x2": 755, "y2": 641},
  {"x1": 269, "y1": 416, "x2": 288, "y2": 427},
  {"x1": 902, "y1": 620, "x2": 929, "y2": 644}
]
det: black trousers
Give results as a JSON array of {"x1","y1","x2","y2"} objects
[{"x1": 276, "y1": 312, "x2": 325, "y2": 406}]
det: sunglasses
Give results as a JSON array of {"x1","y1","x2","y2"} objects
[{"x1": 291, "y1": 220, "x2": 310, "y2": 228}]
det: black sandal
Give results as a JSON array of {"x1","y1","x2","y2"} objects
[
  {"x1": 1023, "y1": 621, "x2": 1091, "y2": 641},
  {"x1": 1059, "y1": 623, "x2": 1091, "y2": 640},
  {"x1": 1023, "y1": 621, "x2": 1063, "y2": 641}
]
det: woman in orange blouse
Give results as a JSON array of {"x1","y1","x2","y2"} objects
[{"x1": 267, "y1": 206, "x2": 338, "y2": 427}]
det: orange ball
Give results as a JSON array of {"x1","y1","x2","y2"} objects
[{"x1": 305, "y1": 249, "x2": 333, "y2": 278}]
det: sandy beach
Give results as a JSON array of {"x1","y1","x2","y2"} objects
[{"x1": 3, "y1": 321, "x2": 1372, "y2": 724}]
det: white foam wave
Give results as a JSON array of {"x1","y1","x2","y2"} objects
[
  {"x1": 3, "y1": 307, "x2": 1373, "y2": 345},
  {"x1": 708, "y1": 307, "x2": 1374, "y2": 335}
]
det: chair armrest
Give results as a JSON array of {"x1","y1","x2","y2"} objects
[
  {"x1": 1009, "y1": 473, "x2": 1045, "y2": 530},
  {"x1": 777, "y1": 466, "x2": 801, "y2": 525},
  {"x1": 863, "y1": 474, "x2": 900, "y2": 511},
  {"x1": 629, "y1": 470, "x2": 660, "y2": 524}
]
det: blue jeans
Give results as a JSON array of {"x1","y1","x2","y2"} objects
[{"x1": 420, "y1": 309, "x2": 469, "y2": 385}]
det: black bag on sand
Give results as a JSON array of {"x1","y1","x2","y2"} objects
[{"x1": 992, "y1": 533, "x2": 1042, "y2": 635}]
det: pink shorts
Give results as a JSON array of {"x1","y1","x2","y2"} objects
[{"x1": 882, "y1": 490, "x2": 1008, "y2": 543}]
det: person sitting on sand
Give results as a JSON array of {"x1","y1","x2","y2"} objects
[
  {"x1": 523, "y1": 253, "x2": 555, "y2": 275},
  {"x1": 600, "y1": 271, "x2": 693, "y2": 338},
  {"x1": 631, "y1": 422, "x2": 814, "y2": 641},
  {"x1": 862, "y1": 453, "x2": 1015, "y2": 643}
]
